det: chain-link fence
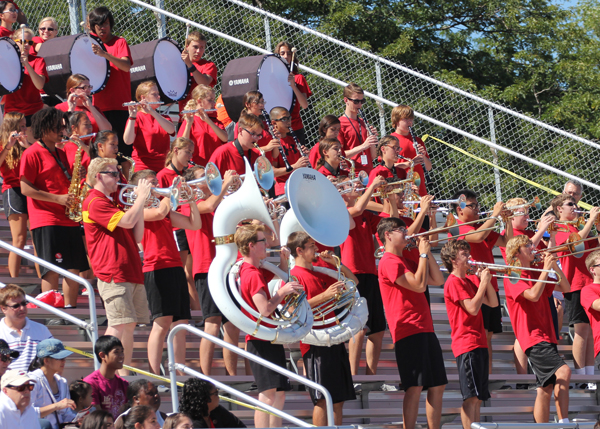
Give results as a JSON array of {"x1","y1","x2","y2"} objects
[{"x1": 24, "y1": 0, "x2": 600, "y2": 215}]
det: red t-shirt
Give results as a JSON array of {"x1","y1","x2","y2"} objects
[
  {"x1": 30, "y1": 35, "x2": 43, "y2": 56},
  {"x1": 156, "y1": 167, "x2": 179, "y2": 188},
  {"x1": 4, "y1": 55, "x2": 47, "y2": 116},
  {"x1": 91, "y1": 34, "x2": 132, "y2": 112},
  {"x1": 316, "y1": 163, "x2": 349, "y2": 178},
  {"x1": 239, "y1": 262, "x2": 275, "y2": 342},
  {"x1": 291, "y1": 265, "x2": 336, "y2": 355},
  {"x1": 391, "y1": 132, "x2": 429, "y2": 196},
  {"x1": 338, "y1": 115, "x2": 372, "y2": 174},
  {"x1": 444, "y1": 274, "x2": 488, "y2": 357},
  {"x1": 312, "y1": 242, "x2": 336, "y2": 270},
  {"x1": 62, "y1": 141, "x2": 91, "y2": 171},
  {"x1": 20, "y1": 143, "x2": 77, "y2": 229},
  {"x1": 142, "y1": 214, "x2": 182, "y2": 272},
  {"x1": 499, "y1": 228, "x2": 546, "y2": 272},
  {"x1": 340, "y1": 210, "x2": 379, "y2": 275},
  {"x1": 368, "y1": 164, "x2": 407, "y2": 183},
  {"x1": 177, "y1": 59, "x2": 218, "y2": 112},
  {"x1": 290, "y1": 74, "x2": 311, "y2": 131},
  {"x1": 310, "y1": 143, "x2": 347, "y2": 169},
  {"x1": 581, "y1": 283, "x2": 600, "y2": 357},
  {"x1": 378, "y1": 253, "x2": 433, "y2": 342},
  {"x1": 555, "y1": 224, "x2": 595, "y2": 292},
  {"x1": 375, "y1": 213, "x2": 421, "y2": 265},
  {"x1": 0, "y1": 156, "x2": 21, "y2": 191},
  {"x1": 233, "y1": 122, "x2": 272, "y2": 152},
  {"x1": 208, "y1": 141, "x2": 265, "y2": 175},
  {"x1": 177, "y1": 114, "x2": 225, "y2": 166},
  {"x1": 274, "y1": 135, "x2": 302, "y2": 196},
  {"x1": 82, "y1": 189, "x2": 144, "y2": 284},
  {"x1": 183, "y1": 202, "x2": 215, "y2": 275},
  {"x1": 504, "y1": 271, "x2": 556, "y2": 351},
  {"x1": 131, "y1": 112, "x2": 172, "y2": 173},
  {"x1": 55, "y1": 102, "x2": 106, "y2": 133},
  {"x1": 0, "y1": 26, "x2": 13, "y2": 37},
  {"x1": 453, "y1": 219, "x2": 500, "y2": 292}
]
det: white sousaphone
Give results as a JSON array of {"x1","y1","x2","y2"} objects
[
  {"x1": 277, "y1": 168, "x2": 369, "y2": 347},
  {"x1": 208, "y1": 159, "x2": 313, "y2": 344}
]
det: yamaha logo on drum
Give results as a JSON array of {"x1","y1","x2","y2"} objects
[
  {"x1": 47, "y1": 64, "x2": 63, "y2": 72},
  {"x1": 167, "y1": 89, "x2": 178, "y2": 97},
  {"x1": 228, "y1": 78, "x2": 250, "y2": 86},
  {"x1": 302, "y1": 174, "x2": 316, "y2": 181},
  {"x1": 130, "y1": 65, "x2": 146, "y2": 74}
]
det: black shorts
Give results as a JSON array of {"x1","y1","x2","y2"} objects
[
  {"x1": 303, "y1": 343, "x2": 356, "y2": 405},
  {"x1": 144, "y1": 266, "x2": 191, "y2": 323},
  {"x1": 355, "y1": 273, "x2": 386, "y2": 335},
  {"x1": 564, "y1": 291, "x2": 589, "y2": 325},
  {"x1": 481, "y1": 292, "x2": 502, "y2": 334},
  {"x1": 195, "y1": 273, "x2": 224, "y2": 321},
  {"x1": 174, "y1": 229, "x2": 189, "y2": 252},
  {"x1": 526, "y1": 342, "x2": 566, "y2": 388},
  {"x1": 456, "y1": 348, "x2": 490, "y2": 401},
  {"x1": 247, "y1": 340, "x2": 291, "y2": 393},
  {"x1": 2, "y1": 187, "x2": 27, "y2": 217},
  {"x1": 549, "y1": 296, "x2": 559, "y2": 339},
  {"x1": 31, "y1": 225, "x2": 89, "y2": 278},
  {"x1": 102, "y1": 110, "x2": 131, "y2": 157},
  {"x1": 394, "y1": 332, "x2": 448, "y2": 390}
]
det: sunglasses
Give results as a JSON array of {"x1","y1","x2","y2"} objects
[
  {"x1": 5, "y1": 301, "x2": 27, "y2": 310},
  {"x1": 74, "y1": 85, "x2": 93, "y2": 91},
  {"x1": 347, "y1": 97, "x2": 366, "y2": 105},
  {"x1": 17, "y1": 39, "x2": 34, "y2": 46},
  {"x1": 99, "y1": 171, "x2": 120, "y2": 178},
  {"x1": 39, "y1": 27, "x2": 56, "y2": 32},
  {"x1": 563, "y1": 202, "x2": 576, "y2": 207},
  {"x1": 272, "y1": 116, "x2": 291, "y2": 122},
  {"x1": 8, "y1": 384, "x2": 35, "y2": 392},
  {"x1": 254, "y1": 238, "x2": 266, "y2": 244},
  {"x1": 0, "y1": 354, "x2": 12, "y2": 363}
]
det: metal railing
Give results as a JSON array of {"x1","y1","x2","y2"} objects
[
  {"x1": 166, "y1": 324, "x2": 334, "y2": 426},
  {"x1": 472, "y1": 424, "x2": 597, "y2": 429},
  {"x1": 0, "y1": 240, "x2": 99, "y2": 370}
]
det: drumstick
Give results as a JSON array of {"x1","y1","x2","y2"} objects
[
  {"x1": 290, "y1": 47, "x2": 297, "y2": 73},
  {"x1": 19, "y1": 24, "x2": 26, "y2": 50},
  {"x1": 80, "y1": 21, "x2": 93, "y2": 54},
  {"x1": 185, "y1": 23, "x2": 191, "y2": 41}
]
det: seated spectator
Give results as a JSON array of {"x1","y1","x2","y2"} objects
[
  {"x1": 114, "y1": 380, "x2": 166, "y2": 429},
  {"x1": 0, "y1": 339, "x2": 19, "y2": 378},
  {"x1": 83, "y1": 336, "x2": 128, "y2": 419},
  {"x1": 28, "y1": 339, "x2": 76, "y2": 429},
  {"x1": 121, "y1": 405, "x2": 159, "y2": 429},
  {"x1": 179, "y1": 379, "x2": 245, "y2": 428},
  {"x1": 0, "y1": 284, "x2": 52, "y2": 371},
  {"x1": 69, "y1": 380, "x2": 94, "y2": 422},
  {"x1": 162, "y1": 413, "x2": 193, "y2": 429},
  {"x1": 0, "y1": 369, "x2": 40, "y2": 429},
  {"x1": 32, "y1": 17, "x2": 58, "y2": 54},
  {"x1": 81, "y1": 409, "x2": 114, "y2": 429}
]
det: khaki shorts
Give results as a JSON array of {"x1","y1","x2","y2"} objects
[{"x1": 98, "y1": 280, "x2": 150, "y2": 326}]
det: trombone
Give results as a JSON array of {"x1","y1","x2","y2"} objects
[
  {"x1": 534, "y1": 234, "x2": 600, "y2": 261},
  {"x1": 531, "y1": 217, "x2": 586, "y2": 233},
  {"x1": 467, "y1": 260, "x2": 559, "y2": 285},
  {"x1": 371, "y1": 177, "x2": 417, "y2": 198},
  {"x1": 403, "y1": 194, "x2": 467, "y2": 209}
]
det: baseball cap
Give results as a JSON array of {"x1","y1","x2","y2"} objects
[
  {"x1": 0, "y1": 339, "x2": 19, "y2": 359},
  {"x1": 1, "y1": 369, "x2": 35, "y2": 390},
  {"x1": 36, "y1": 339, "x2": 73, "y2": 360}
]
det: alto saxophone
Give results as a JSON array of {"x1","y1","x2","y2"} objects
[
  {"x1": 117, "y1": 152, "x2": 135, "y2": 182},
  {"x1": 65, "y1": 140, "x2": 85, "y2": 222}
]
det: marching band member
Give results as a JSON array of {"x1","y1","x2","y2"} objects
[
  {"x1": 5, "y1": 29, "x2": 48, "y2": 143},
  {"x1": 504, "y1": 235, "x2": 571, "y2": 423},
  {"x1": 0, "y1": 1, "x2": 17, "y2": 37},
  {"x1": 234, "y1": 224, "x2": 302, "y2": 428},
  {"x1": 88, "y1": 6, "x2": 133, "y2": 174},
  {"x1": 390, "y1": 105, "x2": 432, "y2": 197},
  {"x1": 339, "y1": 174, "x2": 387, "y2": 379},
  {"x1": 338, "y1": 83, "x2": 377, "y2": 174},
  {"x1": 129, "y1": 169, "x2": 201, "y2": 375},
  {"x1": 315, "y1": 138, "x2": 348, "y2": 178},
  {"x1": 450, "y1": 189, "x2": 512, "y2": 372},
  {"x1": 182, "y1": 165, "x2": 239, "y2": 375},
  {"x1": 177, "y1": 84, "x2": 227, "y2": 167},
  {"x1": 376, "y1": 217, "x2": 446, "y2": 429},
  {"x1": 369, "y1": 135, "x2": 407, "y2": 183},
  {"x1": 309, "y1": 115, "x2": 342, "y2": 168},
  {"x1": 581, "y1": 251, "x2": 600, "y2": 377},
  {"x1": 178, "y1": 31, "x2": 217, "y2": 113},
  {"x1": 551, "y1": 194, "x2": 600, "y2": 383},
  {"x1": 270, "y1": 106, "x2": 310, "y2": 196},
  {"x1": 82, "y1": 157, "x2": 152, "y2": 375},
  {"x1": 31, "y1": 17, "x2": 57, "y2": 54},
  {"x1": 287, "y1": 232, "x2": 357, "y2": 425},
  {"x1": 275, "y1": 41, "x2": 311, "y2": 146},
  {"x1": 55, "y1": 74, "x2": 112, "y2": 133},
  {"x1": 20, "y1": 108, "x2": 89, "y2": 308},
  {"x1": 236, "y1": 91, "x2": 280, "y2": 159},
  {"x1": 441, "y1": 240, "x2": 497, "y2": 429},
  {"x1": 63, "y1": 112, "x2": 92, "y2": 172},
  {"x1": 124, "y1": 81, "x2": 176, "y2": 173},
  {"x1": 0, "y1": 112, "x2": 30, "y2": 278}
]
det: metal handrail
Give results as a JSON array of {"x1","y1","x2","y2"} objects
[
  {"x1": 125, "y1": 0, "x2": 600, "y2": 192},
  {"x1": 0, "y1": 240, "x2": 99, "y2": 369},
  {"x1": 472, "y1": 424, "x2": 597, "y2": 429},
  {"x1": 166, "y1": 324, "x2": 333, "y2": 426}
]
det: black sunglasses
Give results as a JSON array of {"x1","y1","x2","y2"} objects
[
  {"x1": 8, "y1": 384, "x2": 35, "y2": 392},
  {"x1": 563, "y1": 202, "x2": 576, "y2": 207},
  {"x1": 39, "y1": 27, "x2": 56, "y2": 32},
  {"x1": 5, "y1": 301, "x2": 27, "y2": 309},
  {"x1": 0, "y1": 355, "x2": 12, "y2": 363},
  {"x1": 347, "y1": 97, "x2": 366, "y2": 105},
  {"x1": 99, "y1": 171, "x2": 119, "y2": 178},
  {"x1": 272, "y1": 116, "x2": 291, "y2": 122}
]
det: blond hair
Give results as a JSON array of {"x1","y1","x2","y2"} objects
[
  {"x1": 87, "y1": 157, "x2": 117, "y2": 186},
  {"x1": 551, "y1": 194, "x2": 576, "y2": 214},
  {"x1": 0, "y1": 111, "x2": 25, "y2": 170},
  {"x1": 135, "y1": 81, "x2": 157, "y2": 102},
  {"x1": 38, "y1": 17, "x2": 58, "y2": 30},
  {"x1": 586, "y1": 250, "x2": 600, "y2": 271},
  {"x1": 505, "y1": 235, "x2": 531, "y2": 266},
  {"x1": 391, "y1": 105, "x2": 414, "y2": 128},
  {"x1": 11, "y1": 27, "x2": 34, "y2": 40},
  {"x1": 238, "y1": 112, "x2": 264, "y2": 131},
  {"x1": 183, "y1": 84, "x2": 214, "y2": 111},
  {"x1": 185, "y1": 31, "x2": 206, "y2": 48},
  {"x1": 165, "y1": 137, "x2": 194, "y2": 167},
  {"x1": 234, "y1": 224, "x2": 265, "y2": 257},
  {"x1": 343, "y1": 83, "x2": 363, "y2": 99}
]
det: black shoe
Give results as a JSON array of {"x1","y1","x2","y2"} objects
[{"x1": 516, "y1": 383, "x2": 528, "y2": 390}]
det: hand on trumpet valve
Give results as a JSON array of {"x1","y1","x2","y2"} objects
[
  {"x1": 490, "y1": 201, "x2": 506, "y2": 218},
  {"x1": 537, "y1": 213, "x2": 556, "y2": 232},
  {"x1": 135, "y1": 178, "x2": 153, "y2": 201}
]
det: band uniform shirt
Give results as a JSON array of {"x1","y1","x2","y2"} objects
[
  {"x1": 4, "y1": 54, "x2": 47, "y2": 116},
  {"x1": 55, "y1": 102, "x2": 105, "y2": 134},
  {"x1": 131, "y1": 112, "x2": 173, "y2": 173},
  {"x1": 183, "y1": 203, "x2": 215, "y2": 275},
  {"x1": 555, "y1": 224, "x2": 595, "y2": 292},
  {"x1": 177, "y1": 113, "x2": 225, "y2": 166},
  {"x1": 290, "y1": 74, "x2": 312, "y2": 131},
  {"x1": 391, "y1": 132, "x2": 429, "y2": 196},
  {"x1": 91, "y1": 34, "x2": 132, "y2": 112},
  {"x1": 274, "y1": 135, "x2": 302, "y2": 196},
  {"x1": 0, "y1": 155, "x2": 21, "y2": 192},
  {"x1": 500, "y1": 228, "x2": 546, "y2": 274},
  {"x1": 239, "y1": 262, "x2": 275, "y2": 342},
  {"x1": 340, "y1": 210, "x2": 379, "y2": 275},
  {"x1": 142, "y1": 214, "x2": 183, "y2": 272},
  {"x1": 209, "y1": 142, "x2": 269, "y2": 175},
  {"x1": 581, "y1": 283, "x2": 600, "y2": 358},
  {"x1": 177, "y1": 59, "x2": 218, "y2": 112},
  {"x1": 338, "y1": 115, "x2": 372, "y2": 174}
]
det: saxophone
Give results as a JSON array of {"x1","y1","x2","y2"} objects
[
  {"x1": 65, "y1": 140, "x2": 85, "y2": 222},
  {"x1": 117, "y1": 152, "x2": 135, "y2": 182}
]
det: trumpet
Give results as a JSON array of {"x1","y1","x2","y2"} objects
[
  {"x1": 334, "y1": 170, "x2": 369, "y2": 190},
  {"x1": 508, "y1": 196, "x2": 542, "y2": 211},
  {"x1": 118, "y1": 176, "x2": 184, "y2": 210},
  {"x1": 403, "y1": 194, "x2": 467, "y2": 209},
  {"x1": 371, "y1": 177, "x2": 419, "y2": 198},
  {"x1": 531, "y1": 217, "x2": 586, "y2": 233},
  {"x1": 179, "y1": 108, "x2": 217, "y2": 115},
  {"x1": 122, "y1": 101, "x2": 164, "y2": 107},
  {"x1": 574, "y1": 210, "x2": 600, "y2": 227},
  {"x1": 181, "y1": 162, "x2": 222, "y2": 202},
  {"x1": 404, "y1": 217, "x2": 500, "y2": 249},
  {"x1": 227, "y1": 156, "x2": 274, "y2": 194},
  {"x1": 534, "y1": 234, "x2": 600, "y2": 261}
]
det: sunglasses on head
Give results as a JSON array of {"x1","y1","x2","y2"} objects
[
  {"x1": 5, "y1": 301, "x2": 27, "y2": 310},
  {"x1": 8, "y1": 383, "x2": 35, "y2": 392},
  {"x1": 347, "y1": 97, "x2": 366, "y2": 105}
]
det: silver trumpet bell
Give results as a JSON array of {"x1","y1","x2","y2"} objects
[
  {"x1": 181, "y1": 162, "x2": 223, "y2": 202},
  {"x1": 118, "y1": 177, "x2": 183, "y2": 210}
]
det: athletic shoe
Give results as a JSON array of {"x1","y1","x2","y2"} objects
[
  {"x1": 380, "y1": 383, "x2": 398, "y2": 391},
  {"x1": 354, "y1": 383, "x2": 362, "y2": 393}
]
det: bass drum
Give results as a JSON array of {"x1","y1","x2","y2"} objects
[
  {"x1": 130, "y1": 37, "x2": 190, "y2": 103},
  {"x1": 0, "y1": 37, "x2": 23, "y2": 96},
  {"x1": 38, "y1": 34, "x2": 109, "y2": 99},
  {"x1": 221, "y1": 54, "x2": 294, "y2": 123}
]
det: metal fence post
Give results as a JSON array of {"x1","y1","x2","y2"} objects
[
  {"x1": 155, "y1": 0, "x2": 166, "y2": 38},
  {"x1": 264, "y1": 17, "x2": 272, "y2": 52},
  {"x1": 375, "y1": 62, "x2": 386, "y2": 135},
  {"x1": 68, "y1": 0, "x2": 79, "y2": 35},
  {"x1": 489, "y1": 106, "x2": 503, "y2": 204}
]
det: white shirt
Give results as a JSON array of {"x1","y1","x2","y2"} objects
[
  {"x1": 29, "y1": 369, "x2": 76, "y2": 429},
  {"x1": 0, "y1": 318, "x2": 52, "y2": 371},
  {"x1": 0, "y1": 391, "x2": 42, "y2": 429}
]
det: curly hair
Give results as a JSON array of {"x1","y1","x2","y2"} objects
[{"x1": 179, "y1": 378, "x2": 215, "y2": 420}]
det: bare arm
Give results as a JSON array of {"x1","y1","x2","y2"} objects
[
  {"x1": 460, "y1": 269, "x2": 492, "y2": 315},
  {"x1": 171, "y1": 199, "x2": 202, "y2": 230},
  {"x1": 21, "y1": 177, "x2": 70, "y2": 206},
  {"x1": 348, "y1": 175, "x2": 386, "y2": 217},
  {"x1": 92, "y1": 44, "x2": 131, "y2": 72}
]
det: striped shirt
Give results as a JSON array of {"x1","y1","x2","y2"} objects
[{"x1": 0, "y1": 317, "x2": 52, "y2": 371}]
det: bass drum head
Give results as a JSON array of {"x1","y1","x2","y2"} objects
[
  {"x1": 0, "y1": 37, "x2": 23, "y2": 96},
  {"x1": 153, "y1": 39, "x2": 189, "y2": 102},
  {"x1": 257, "y1": 55, "x2": 293, "y2": 117},
  {"x1": 70, "y1": 35, "x2": 109, "y2": 95}
]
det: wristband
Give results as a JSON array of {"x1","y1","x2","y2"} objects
[
  {"x1": 187, "y1": 65, "x2": 196, "y2": 73},
  {"x1": 128, "y1": 116, "x2": 137, "y2": 120}
]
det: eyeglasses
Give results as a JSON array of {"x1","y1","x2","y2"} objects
[
  {"x1": 2, "y1": 9, "x2": 18, "y2": 14},
  {"x1": 99, "y1": 171, "x2": 119, "y2": 178},
  {"x1": 386, "y1": 145, "x2": 400, "y2": 152},
  {"x1": 252, "y1": 99, "x2": 265, "y2": 105},
  {"x1": 254, "y1": 238, "x2": 266, "y2": 244},
  {"x1": 272, "y1": 116, "x2": 291, "y2": 122},
  {"x1": 39, "y1": 27, "x2": 56, "y2": 32},
  {"x1": 8, "y1": 384, "x2": 35, "y2": 392},
  {"x1": 391, "y1": 227, "x2": 407, "y2": 234},
  {"x1": 464, "y1": 203, "x2": 480, "y2": 210},
  {"x1": 0, "y1": 355, "x2": 12, "y2": 363},
  {"x1": 17, "y1": 40, "x2": 34, "y2": 46},
  {"x1": 347, "y1": 97, "x2": 366, "y2": 105},
  {"x1": 563, "y1": 202, "x2": 576, "y2": 207},
  {"x1": 241, "y1": 128, "x2": 262, "y2": 139},
  {"x1": 5, "y1": 301, "x2": 27, "y2": 310},
  {"x1": 74, "y1": 85, "x2": 93, "y2": 91}
]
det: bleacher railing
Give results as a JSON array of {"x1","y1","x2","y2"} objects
[
  {"x1": 0, "y1": 240, "x2": 99, "y2": 370},
  {"x1": 472, "y1": 423, "x2": 597, "y2": 429},
  {"x1": 166, "y1": 324, "x2": 333, "y2": 426}
]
